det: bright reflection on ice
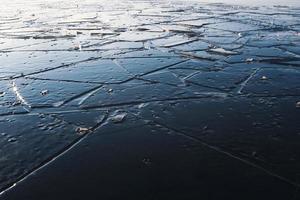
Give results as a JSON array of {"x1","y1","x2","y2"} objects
[{"x1": 11, "y1": 81, "x2": 31, "y2": 111}]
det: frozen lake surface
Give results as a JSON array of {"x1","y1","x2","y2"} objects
[
  {"x1": 0, "y1": 0, "x2": 300, "y2": 199},
  {"x1": 201, "y1": 0, "x2": 299, "y2": 6}
]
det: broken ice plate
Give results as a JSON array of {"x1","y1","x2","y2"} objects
[
  {"x1": 111, "y1": 113, "x2": 127, "y2": 123},
  {"x1": 138, "y1": 103, "x2": 148, "y2": 109},
  {"x1": 40, "y1": 90, "x2": 49, "y2": 96},
  {"x1": 75, "y1": 127, "x2": 90, "y2": 135},
  {"x1": 8, "y1": 137, "x2": 17, "y2": 143},
  {"x1": 208, "y1": 48, "x2": 238, "y2": 55},
  {"x1": 261, "y1": 76, "x2": 268, "y2": 80},
  {"x1": 246, "y1": 58, "x2": 254, "y2": 62}
]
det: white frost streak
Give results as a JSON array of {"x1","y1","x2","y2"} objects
[{"x1": 11, "y1": 81, "x2": 31, "y2": 111}]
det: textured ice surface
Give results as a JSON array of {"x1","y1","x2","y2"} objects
[{"x1": 0, "y1": 0, "x2": 300, "y2": 199}]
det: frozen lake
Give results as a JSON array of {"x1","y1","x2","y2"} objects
[
  {"x1": 200, "y1": 0, "x2": 300, "y2": 6},
  {"x1": 0, "y1": 0, "x2": 300, "y2": 199}
]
